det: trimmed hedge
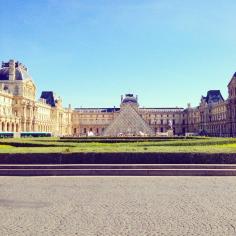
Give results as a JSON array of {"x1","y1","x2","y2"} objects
[
  {"x1": 58, "y1": 139, "x2": 179, "y2": 143},
  {"x1": 0, "y1": 142, "x2": 73, "y2": 148},
  {"x1": 60, "y1": 136, "x2": 203, "y2": 141},
  {"x1": 1, "y1": 152, "x2": 236, "y2": 164},
  {"x1": 59, "y1": 136, "x2": 204, "y2": 143}
]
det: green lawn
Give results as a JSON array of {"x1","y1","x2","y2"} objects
[{"x1": 0, "y1": 137, "x2": 236, "y2": 153}]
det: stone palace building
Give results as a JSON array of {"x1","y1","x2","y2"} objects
[{"x1": 0, "y1": 59, "x2": 236, "y2": 137}]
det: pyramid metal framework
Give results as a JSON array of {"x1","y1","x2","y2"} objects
[{"x1": 103, "y1": 104, "x2": 155, "y2": 136}]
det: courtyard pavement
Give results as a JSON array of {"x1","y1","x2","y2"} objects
[{"x1": 0, "y1": 176, "x2": 236, "y2": 236}]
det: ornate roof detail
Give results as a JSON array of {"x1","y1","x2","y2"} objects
[
  {"x1": 121, "y1": 94, "x2": 138, "y2": 105},
  {"x1": 0, "y1": 59, "x2": 31, "y2": 81}
]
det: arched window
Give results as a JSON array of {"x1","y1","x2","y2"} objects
[
  {"x1": 16, "y1": 123, "x2": 19, "y2": 132},
  {"x1": 2, "y1": 123, "x2": 4, "y2": 131},
  {"x1": 7, "y1": 123, "x2": 10, "y2": 132}
]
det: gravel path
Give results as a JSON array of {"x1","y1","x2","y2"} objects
[{"x1": 0, "y1": 176, "x2": 236, "y2": 236}]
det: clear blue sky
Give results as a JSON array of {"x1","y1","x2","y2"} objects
[{"x1": 1, "y1": 0, "x2": 236, "y2": 108}]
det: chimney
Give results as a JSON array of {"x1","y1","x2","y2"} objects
[
  {"x1": 8, "y1": 59, "x2": 15, "y2": 81},
  {"x1": 121, "y1": 95, "x2": 123, "y2": 103}
]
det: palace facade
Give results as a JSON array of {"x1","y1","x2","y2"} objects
[
  {"x1": 0, "y1": 59, "x2": 236, "y2": 137},
  {"x1": 0, "y1": 60, "x2": 72, "y2": 136}
]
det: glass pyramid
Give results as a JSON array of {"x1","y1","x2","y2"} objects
[{"x1": 103, "y1": 104, "x2": 155, "y2": 136}]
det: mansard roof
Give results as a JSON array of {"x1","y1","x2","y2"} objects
[
  {"x1": 228, "y1": 72, "x2": 236, "y2": 87},
  {"x1": 0, "y1": 60, "x2": 31, "y2": 81},
  {"x1": 40, "y1": 91, "x2": 57, "y2": 107},
  {"x1": 122, "y1": 94, "x2": 138, "y2": 104},
  {"x1": 202, "y1": 90, "x2": 224, "y2": 104}
]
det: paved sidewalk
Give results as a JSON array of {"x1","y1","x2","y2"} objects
[{"x1": 0, "y1": 176, "x2": 236, "y2": 236}]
